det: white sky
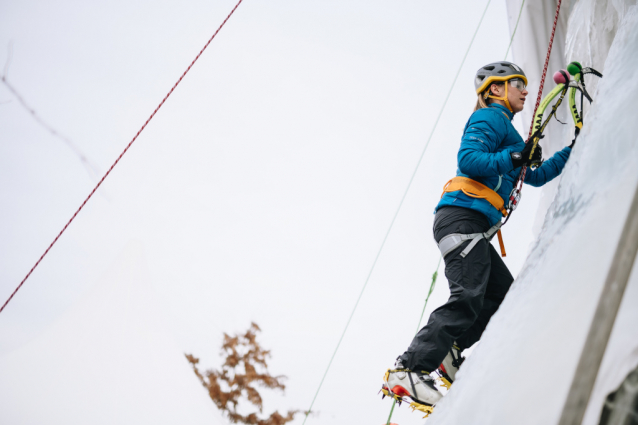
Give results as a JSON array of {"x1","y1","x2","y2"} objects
[{"x1": 0, "y1": 0, "x2": 546, "y2": 423}]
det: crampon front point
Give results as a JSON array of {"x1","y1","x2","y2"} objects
[
  {"x1": 380, "y1": 369, "x2": 440, "y2": 418},
  {"x1": 437, "y1": 375, "x2": 452, "y2": 390},
  {"x1": 380, "y1": 385, "x2": 435, "y2": 418}
]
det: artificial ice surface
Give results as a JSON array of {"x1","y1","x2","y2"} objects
[
  {"x1": 428, "y1": 1, "x2": 638, "y2": 423},
  {"x1": 1, "y1": 1, "x2": 636, "y2": 424}
]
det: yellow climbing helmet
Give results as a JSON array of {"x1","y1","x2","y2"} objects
[{"x1": 475, "y1": 61, "x2": 528, "y2": 112}]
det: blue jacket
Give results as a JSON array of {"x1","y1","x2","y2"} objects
[{"x1": 435, "y1": 103, "x2": 572, "y2": 226}]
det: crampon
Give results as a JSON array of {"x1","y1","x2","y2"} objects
[
  {"x1": 436, "y1": 369, "x2": 452, "y2": 390},
  {"x1": 379, "y1": 369, "x2": 449, "y2": 418},
  {"x1": 379, "y1": 385, "x2": 435, "y2": 418}
]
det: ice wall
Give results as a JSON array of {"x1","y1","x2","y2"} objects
[
  {"x1": 427, "y1": 4, "x2": 638, "y2": 424},
  {"x1": 506, "y1": 0, "x2": 637, "y2": 235},
  {"x1": 505, "y1": 0, "x2": 573, "y2": 235},
  {"x1": 565, "y1": 0, "x2": 637, "y2": 99},
  {"x1": 505, "y1": 0, "x2": 570, "y2": 133}
]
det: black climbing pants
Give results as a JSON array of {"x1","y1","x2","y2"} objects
[{"x1": 398, "y1": 206, "x2": 514, "y2": 372}]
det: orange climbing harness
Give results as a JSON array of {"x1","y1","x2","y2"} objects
[
  {"x1": 442, "y1": 177, "x2": 508, "y2": 216},
  {"x1": 441, "y1": 177, "x2": 507, "y2": 257}
]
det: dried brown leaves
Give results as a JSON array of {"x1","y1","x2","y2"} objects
[{"x1": 186, "y1": 323, "x2": 297, "y2": 425}]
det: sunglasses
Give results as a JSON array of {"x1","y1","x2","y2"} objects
[{"x1": 509, "y1": 78, "x2": 527, "y2": 91}]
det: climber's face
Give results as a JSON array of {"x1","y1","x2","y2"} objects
[
  {"x1": 506, "y1": 78, "x2": 528, "y2": 113},
  {"x1": 490, "y1": 79, "x2": 528, "y2": 113}
]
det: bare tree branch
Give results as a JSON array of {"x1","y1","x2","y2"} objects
[
  {"x1": 4, "y1": 41, "x2": 12, "y2": 79},
  {"x1": 2, "y1": 43, "x2": 102, "y2": 183}
]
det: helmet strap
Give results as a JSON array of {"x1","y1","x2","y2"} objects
[{"x1": 486, "y1": 82, "x2": 513, "y2": 113}]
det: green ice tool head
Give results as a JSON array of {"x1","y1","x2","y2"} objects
[{"x1": 567, "y1": 62, "x2": 582, "y2": 76}]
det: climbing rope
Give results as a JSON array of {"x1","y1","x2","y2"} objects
[
  {"x1": 507, "y1": 0, "x2": 562, "y2": 221},
  {"x1": 300, "y1": 2, "x2": 494, "y2": 423},
  {"x1": 504, "y1": 0, "x2": 526, "y2": 61},
  {"x1": 415, "y1": 256, "x2": 442, "y2": 334},
  {"x1": 0, "y1": 0, "x2": 245, "y2": 315},
  {"x1": 527, "y1": 0, "x2": 563, "y2": 139}
]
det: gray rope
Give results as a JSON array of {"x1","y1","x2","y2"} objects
[
  {"x1": 504, "y1": 0, "x2": 526, "y2": 60},
  {"x1": 415, "y1": 255, "x2": 443, "y2": 334},
  {"x1": 301, "y1": 1, "x2": 494, "y2": 422}
]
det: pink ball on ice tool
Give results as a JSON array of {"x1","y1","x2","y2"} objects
[{"x1": 553, "y1": 69, "x2": 570, "y2": 84}]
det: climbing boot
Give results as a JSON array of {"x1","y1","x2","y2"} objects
[
  {"x1": 437, "y1": 343, "x2": 465, "y2": 388},
  {"x1": 381, "y1": 360, "x2": 442, "y2": 407}
]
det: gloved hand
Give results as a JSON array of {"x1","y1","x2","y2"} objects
[
  {"x1": 569, "y1": 128, "x2": 580, "y2": 149},
  {"x1": 511, "y1": 142, "x2": 542, "y2": 169}
]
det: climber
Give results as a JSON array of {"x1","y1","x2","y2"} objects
[{"x1": 382, "y1": 61, "x2": 574, "y2": 408}]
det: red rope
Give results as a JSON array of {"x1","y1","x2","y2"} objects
[
  {"x1": 0, "y1": 0, "x2": 245, "y2": 315},
  {"x1": 509, "y1": 0, "x2": 562, "y2": 216},
  {"x1": 527, "y1": 0, "x2": 563, "y2": 139}
]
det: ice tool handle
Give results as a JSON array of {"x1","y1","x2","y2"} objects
[
  {"x1": 566, "y1": 61, "x2": 603, "y2": 143},
  {"x1": 508, "y1": 63, "x2": 602, "y2": 214},
  {"x1": 528, "y1": 82, "x2": 569, "y2": 169},
  {"x1": 527, "y1": 64, "x2": 601, "y2": 170},
  {"x1": 506, "y1": 63, "x2": 601, "y2": 217}
]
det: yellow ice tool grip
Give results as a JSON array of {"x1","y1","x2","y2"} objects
[{"x1": 442, "y1": 176, "x2": 508, "y2": 257}]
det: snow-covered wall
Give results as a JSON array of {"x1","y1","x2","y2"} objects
[
  {"x1": 506, "y1": 0, "x2": 637, "y2": 235},
  {"x1": 427, "y1": 2, "x2": 638, "y2": 424},
  {"x1": 505, "y1": 0, "x2": 572, "y2": 235}
]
